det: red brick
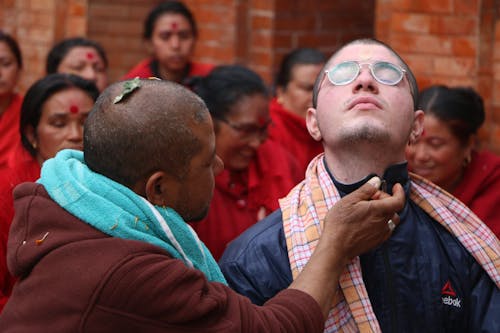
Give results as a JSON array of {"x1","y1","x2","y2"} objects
[
  {"x1": 451, "y1": 37, "x2": 477, "y2": 57},
  {"x1": 454, "y1": 0, "x2": 480, "y2": 15},
  {"x1": 431, "y1": 16, "x2": 478, "y2": 35},
  {"x1": 391, "y1": 13, "x2": 431, "y2": 33}
]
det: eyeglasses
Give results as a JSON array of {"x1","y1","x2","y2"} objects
[
  {"x1": 218, "y1": 118, "x2": 271, "y2": 141},
  {"x1": 325, "y1": 61, "x2": 406, "y2": 86}
]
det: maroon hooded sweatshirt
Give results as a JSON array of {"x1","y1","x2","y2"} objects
[{"x1": 0, "y1": 183, "x2": 323, "y2": 332}]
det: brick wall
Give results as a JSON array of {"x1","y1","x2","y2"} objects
[{"x1": 376, "y1": 0, "x2": 500, "y2": 153}]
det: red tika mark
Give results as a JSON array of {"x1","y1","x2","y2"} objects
[
  {"x1": 86, "y1": 52, "x2": 95, "y2": 60},
  {"x1": 171, "y1": 22, "x2": 178, "y2": 31},
  {"x1": 441, "y1": 280, "x2": 456, "y2": 297},
  {"x1": 70, "y1": 105, "x2": 79, "y2": 114}
]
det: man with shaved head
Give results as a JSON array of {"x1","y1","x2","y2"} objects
[{"x1": 1, "y1": 78, "x2": 405, "y2": 332}]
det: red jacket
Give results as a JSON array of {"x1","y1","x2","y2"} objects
[
  {"x1": 453, "y1": 150, "x2": 500, "y2": 238},
  {"x1": 0, "y1": 94, "x2": 23, "y2": 168},
  {"x1": 122, "y1": 58, "x2": 214, "y2": 87},
  {"x1": 0, "y1": 144, "x2": 40, "y2": 312},
  {"x1": 191, "y1": 140, "x2": 302, "y2": 260},
  {"x1": 0, "y1": 183, "x2": 324, "y2": 332},
  {"x1": 268, "y1": 97, "x2": 323, "y2": 175}
]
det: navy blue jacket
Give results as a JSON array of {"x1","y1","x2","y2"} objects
[{"x1": 220, "y1": 164, "x2": 500, "y2": 332}]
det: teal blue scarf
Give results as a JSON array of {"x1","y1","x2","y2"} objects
[{"x1": 38, "y1": 149, "x2": 226, "y2": 284}]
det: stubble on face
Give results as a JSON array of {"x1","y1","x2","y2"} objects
[{"x1": 336, "y1": 121, "x2": 391, "y2": 146}]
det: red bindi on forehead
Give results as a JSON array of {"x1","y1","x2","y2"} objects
[
  {"x1": 70, "y1": 105, "x2": 79, "y2": 114},
  {"x1": 171, "y1": 22, "x2": 178, "y2": 31},
  {"x1": 86, "y1": 52, "x2": 95, "y2": 60}
]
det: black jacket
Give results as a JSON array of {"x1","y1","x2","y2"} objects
[{"x1": 220, "y1": 165, "x2": 500, "y2": 333}]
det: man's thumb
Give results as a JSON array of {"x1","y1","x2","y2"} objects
[{"x1": 354, "y1": 176, "x2": 381, "y2": 199}]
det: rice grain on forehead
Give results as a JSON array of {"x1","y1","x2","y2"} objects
[{"x1": 84, "y1": 79, "x2": 209, "y2": 187}]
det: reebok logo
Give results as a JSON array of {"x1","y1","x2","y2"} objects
[{"x1": 441, "y1": 280, "x2": 461, "y2": 308}]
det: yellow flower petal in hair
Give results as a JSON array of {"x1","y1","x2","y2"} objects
[{"x1": 113, "y1": 77, "x2": 142, "y2": 104}]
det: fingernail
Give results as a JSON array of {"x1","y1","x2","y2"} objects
[{"x1": 367, "y1": 176, "x2": 381, "y2": 189}]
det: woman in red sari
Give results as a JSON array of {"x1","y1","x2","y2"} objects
[
  {"x1": 0, "y1": 73, "x2": 99, "y2": 312},
  {"x1": 406, "y1": 85, "x2": 500, "y2": 238},
  {"x1": 0, "y1": 32, "x2": 23, "y2": 168},
  {"x1": 123, "y1": 1, "x2": 213, "y2": 88},
  {"x1": 189, "y1": 65, "x2": 302, "y2": 260}
]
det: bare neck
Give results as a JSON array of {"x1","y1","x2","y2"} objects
[{"x1": 323, "y1": 144, "x2": 406, "y2": 184}]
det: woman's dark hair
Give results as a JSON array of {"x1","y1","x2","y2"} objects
[
  {"x1": 46, "y1": 37, "x2": 108, "y2": 74},
  {"x1": 0, "y1": 31, "x2": 22, "y2": 68},
  {"x1": 275, "y1": 48, "x2": 325, "y2": 89},
  {"x1": 20, "y1": 73, "x2": 100, "y2": 157},
  {"x1": 192, "y1": 65, "x2": 269, "y2": 120},
  {"x1": 143, "y1": 1, "x2": 198, "y2": 39},
  {"x1": 418, "y1": 85, "x2": 485, "y2": 145}
]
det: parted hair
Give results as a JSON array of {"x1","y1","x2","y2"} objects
[
  {"x1": 46, "y1": 37, "x2": 108, "y2": 74},
  {"x1": 84, "y1": 79, "x2": 209, "y2": 187},
  {"x1": 20, "y1": 73, "x2": 99, "y2": 157},
  {"x1": 143, "y1": 1, "x2": 198, "y2": 39},
  {"x1": 417, "y1": 85, "x2": 485, "y2": 145},
  {"x1": 192, "y1": 64, "x2": 269, "y2": 121}
]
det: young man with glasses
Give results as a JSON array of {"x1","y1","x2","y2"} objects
[{"x1": 220, "y1": 38, "x2": 500, "y2": 332}]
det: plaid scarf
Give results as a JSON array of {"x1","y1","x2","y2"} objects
[{"x1": 281, "y1": 154, "x2": 500, "y2": 333}]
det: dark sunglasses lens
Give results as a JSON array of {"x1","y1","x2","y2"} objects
[
  {"x1": 328, "y1": 61, "x2": 359, "y2": 85},
  {"x1": 372, "y1": 62, "x2": 403, "y2": 85}
]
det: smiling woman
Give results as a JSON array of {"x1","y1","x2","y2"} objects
[
  {"x1": 0, "y1": 73, "x2": 100, "y2": 312},
  {"x1": 406, "y1": 85, "x2": 500, "y2": 237},
  {"x1": 189, "y1": 65, "x2": 303, "y2": 260}
]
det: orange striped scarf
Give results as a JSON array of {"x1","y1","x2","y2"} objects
[{"x1": 280, "y1": 154, "x2": 500, "y2": 333}]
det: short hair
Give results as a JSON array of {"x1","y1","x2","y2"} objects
[
  {"x1": 418, "y1": 85, "x2": 485, "y2": 145},
  {"x1": 46, "y1": 37, "x2": 108, "y2": 74},
  {"x1": 0, "y1": 31, "x2": 22, "y2": 68},
  {"x1": 275, "y1": 48, "x2": 325, "y2": 89},
  {"x1": 192, "y1": 65, "x2": 269, "y2": 120},
  {"x1": 84, "y1": 79, "x2": 209, "y2": 187},
  {"x1": 143, "y1": 1, "x2": 198, "y2": 40},
  {"x1": 20, "y1": 73, "x2": 100, "y2": 157},
  {"x1": 312, "y1": 38, "x2": 418, "y2": 110}
]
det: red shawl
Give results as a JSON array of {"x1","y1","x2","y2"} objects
[
  {"x1": 268, "y1": 98, "x2": 323, "y2": 175},
  {"x1": 0, "y1": 94, "x2": 23, "y2": 167},
  {"x1": 122, "y1": 58, "x2": 214, "y2": 83},
  {"x1": 453, "y1": 150, "x2": 500, "y2": 238}
]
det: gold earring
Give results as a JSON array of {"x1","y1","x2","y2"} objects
[{"x1": 32, "y1": 142, "x2": 37, "y2": 149}]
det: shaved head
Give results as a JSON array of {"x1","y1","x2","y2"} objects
[{"x1": 84, "y1": 79, "x2": 210, "y2": 187}]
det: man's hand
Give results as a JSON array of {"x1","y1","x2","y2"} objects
[{"x1": 322, "y1": 176, "x2": 406, "y2": 262}]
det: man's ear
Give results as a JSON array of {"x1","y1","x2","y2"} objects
[
  {"x1": 306, "y1": 107, "x2": 322, "y2": 141},
  {"x1": 144, "y1": 171, "x2": 177, "y2": 206},
  {"x1": 409, "y1": 110, "x2": 425, "y2": 144}
]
